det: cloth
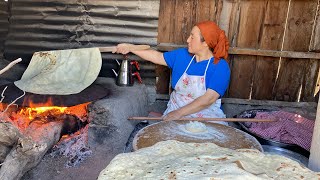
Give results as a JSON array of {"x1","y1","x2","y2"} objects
[
  {"x1": 163, "y1": 55, "x2": 227, "y2": 125},
  {"x1": 244, "y1": 111, "x2": 314, "y2": 151},
  {"x1": 196, "y1": 21, "x2": 229, "y2": 64},
  {"x1": 163, "y1": 48, "x2": 230, "y2": 97},
  {"x1": 14, "y1": 48, "x2": 102, "y2": 95}
]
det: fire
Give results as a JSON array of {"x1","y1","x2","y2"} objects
[
  {"x1": 18, "y1": 98, "x2": 90, "y2": 120},
  {"x1": 0, "y1": 97, "x2": 91, "y2": 131},
  {"x1": 19, "y1": 98, "x2": 66, "y2": 120},
  {"x1": 20, "y1": 106, "x2": 68, "y2": 120}
]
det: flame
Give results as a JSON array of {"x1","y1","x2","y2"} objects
[
  {"x1": 20, "y1": 106, "x2": 68, "y2": 120},
  {"x1": 18, "y1": 98, "x2": 90, "y2": 120},
  {"x1": 19, "y1": 98, "x2": 67, "y2": 120}
]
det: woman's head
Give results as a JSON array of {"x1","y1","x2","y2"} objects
[
  {"x1": 186, "y1": 26, "x2": 209, "y2": 55},
  {"x1": 192, "y1": 21, "x2": 229, "y2": 64}
]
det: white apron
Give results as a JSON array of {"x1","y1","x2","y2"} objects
[{"x1": 163, "y1": 56, "x2": 227, "y2": 125}]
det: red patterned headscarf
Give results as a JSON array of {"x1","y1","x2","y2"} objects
[{"x1": 196, "y1": 21, "x2": 229, "y2": 64}]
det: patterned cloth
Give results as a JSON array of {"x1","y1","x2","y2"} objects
[{"x1": 244, "y1": 111, "x2": 314, "y2": 151}]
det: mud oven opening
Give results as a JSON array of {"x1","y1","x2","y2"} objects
[{"x1": 0, "y1": 78, "x2": 150, "y2": 180}]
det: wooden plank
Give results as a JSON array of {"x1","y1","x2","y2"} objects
[
  {"x1": 226, "y1": 0, "x2": 241, "y2": 46},
  {"x1": 195, "y1": 0, "x2": 218, "y2": 23},
  {"x1": 308, "y1": 95, "x2": 320, "y2": 171},
  {"x1": 303, "y1": 1, "x2": 320, "y2": 102},
  {"x1": 274, "y1": 0, "x2": 319, "y2": 102},
  {"x1": 301, "y1": 59, "x2": 320, "y2": 101},
  {"x1": 228, "y1": 55, "x2": 256, "y2": 98},
  {"x1": 173, "y1": 0, "x2": 196, "y2": 44},
  {"x1": 156, "y1": 0, "x2": 176, "y2": 94},
  {"x1": 219, "y1": 0, "x2": 240, "y2": 98},
  {"x1": 274, "y1": 59, "x2": 305, "y2": 101},
  {"x1": 222, "y1": 98, "x2": 317, "y2": 108},
  {"x1": 157, "y1": 43, "x2": 320, "y2": 59},
  {"x1": 251, "y1": 57, "x2": 279, "y2": 100},
  {"x1": 152, "y1": 95, "x2": 318, "y2": 108},
  {"x1": 228, "y1": 47, "x2": 320, "y2": 59},
  {"x1": 282, "y1": 1, "x2": 318, "y2": 51},
  {"x1": 229, "y1": 0, "x2": 266, "y2": 99},
  {"x1": 219, "y1": 0, "x2": 235, "y2": 35},
  {"x1": 252, "y1": 1, "x2": 289, "y2": 100},
  {"x1": 310, "y1": 0, "x2": 320, "y2": 52},
  {"x1": 157, "y1": 0, "x2": 175, "y2": 43}
]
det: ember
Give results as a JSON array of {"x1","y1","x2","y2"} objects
[
  {"x1": 1, "y1": 98, "x2": 90, "y2": 133},
  {"x1": 0, "y1": 97, "x2": 92, "y2": 179},
  {"x1": 19, "y1": 106, "x2": 68, "y2": 120}
]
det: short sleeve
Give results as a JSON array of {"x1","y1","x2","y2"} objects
[
  {"x1": 163, "y1": 48, "x2": 190, "y2": 69},
  {"x1": 206, "y1": 60, "x2": 230, "y2": 97}
]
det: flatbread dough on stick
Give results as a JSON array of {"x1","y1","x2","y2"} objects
[
  {"x1": 98, "y1": 140, "x2": 320, "y2": 180},
  {"x1": 14, "y1": 48, "x2": 101, "y2": 95}
]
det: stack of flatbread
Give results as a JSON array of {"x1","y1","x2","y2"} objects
[{"x1": 98, "y1": 140, "x2": 319, "y2": 179}]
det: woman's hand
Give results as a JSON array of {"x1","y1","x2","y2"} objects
[
  {"x1": 163, "y1": 110, "x2": 184, "y2": 121},
  {"x1": 112, "y1": 43, "x2": 133, "y2": 54}
]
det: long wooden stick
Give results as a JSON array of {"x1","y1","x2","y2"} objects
[
  {"x1": 99, "y1": 45, "x2": 150, "y2": 53},
  {"x1": 128, "y1": 117, "x2": 275, "y2": 122}
]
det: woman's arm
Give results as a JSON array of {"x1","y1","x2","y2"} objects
[
  {"x1": 163, "y1": 89, "x2": 220, "y2": 121},
  {"x1": 114, "y1": 43, "x2": 167, "y2": 66}
]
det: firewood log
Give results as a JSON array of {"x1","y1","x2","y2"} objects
[
  {"x1": 0, "y1": 122, "x2": 22, "y2": 162},
  {"x1": 0, "y1": 121, "x2": 64, "y2": 180}
]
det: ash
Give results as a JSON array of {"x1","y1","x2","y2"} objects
[{"x1": 50, "y1": 124, "x2": 92, "y2": 168}]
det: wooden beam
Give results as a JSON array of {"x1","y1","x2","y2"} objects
[
  {"x1": 156, "y1": 43, "x2": 320, "y2": 59},
  {"x1": 156, "y1": 43, "x2": 186, "y2": 51},
  {"x1": 222, "y1": 98, "x2": 317, "y2": 109},
  {"x1": 228, "y1": 47, "x2": 320, "y2": 59},
  {"x1": 155, "y1": 95, "x2": 317, "y2": 109},
  {"x1": 308, "y1": 96, "x2": 320, "y2": 171}
]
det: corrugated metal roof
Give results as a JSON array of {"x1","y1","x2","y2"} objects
[
  {"x1": 4, "y1": 0, "x2": 159, "y2": 83},
  {"x1": 0, "y1": 1, "x2": 9, "y2": 59}
]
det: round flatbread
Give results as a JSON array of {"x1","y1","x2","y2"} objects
[{"x1": 14, "y1": 48, "x2": 101, "y2": 95}]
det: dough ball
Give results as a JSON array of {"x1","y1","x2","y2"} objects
[{"x1": 185, "y1": 121, "x2": 207, "y2": 133}]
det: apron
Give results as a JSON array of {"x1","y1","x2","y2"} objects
[{"x1": 163, "y1": 55, "x2": 227, "y2": 125}]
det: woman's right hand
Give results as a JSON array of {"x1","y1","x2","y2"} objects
[{"x1": 112, "y1": 43, "x2": 133, "y2": 54}]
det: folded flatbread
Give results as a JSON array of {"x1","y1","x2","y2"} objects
[{"x1": 14, "y1": 48, "x2": 101, "y2": 95}]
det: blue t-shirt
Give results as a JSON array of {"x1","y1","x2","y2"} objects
[{"x1": 163, "y1": 48, "x2": 230, "y2": 97}]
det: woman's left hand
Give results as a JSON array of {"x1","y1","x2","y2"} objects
[
  {"x1": 163, "y1": 110, "x2": 184, "y2": 121},
  {"x1": 113, "y1": 43, "x2": 133, "y2": 54}
]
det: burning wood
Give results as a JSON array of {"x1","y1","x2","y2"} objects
[
  {"x1": 0, "y1": 120, "x2": 65, "y2": 180},
  {"x1": 0, "y1": 58, "x2": 91, "y2": 179},
  {"x1": 0, "y1": 100, "x2": 89, "y2": 180}
]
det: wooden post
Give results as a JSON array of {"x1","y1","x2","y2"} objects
[{"x1": 308, "y1": 96, "x2": 320, "y2": 172}]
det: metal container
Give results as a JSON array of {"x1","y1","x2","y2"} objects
[
  {"x1": 116, "y1": 59, "x2": 133, "y2": 86},
  {"x1": 112, "y1": 56, "x2": 142, "y2": 86},
  {"x1": 262, "y1": 145, "x2": 309, "y2": 166}
]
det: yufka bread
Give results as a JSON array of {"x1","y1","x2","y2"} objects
[
  {"x1": 14, "y1": 48, "x2": 101, "y2": 95},
  {"x1": 98, "y1": 140, "x2": 319, "y2": 180}
]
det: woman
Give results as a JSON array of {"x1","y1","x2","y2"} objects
[{"x1": 114, "y1": 21, "x2": 230, "y2": 124}]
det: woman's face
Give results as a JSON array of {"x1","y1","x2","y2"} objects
[{"x1": 187, "y1": 26, "x2": 207, "y2": 54}]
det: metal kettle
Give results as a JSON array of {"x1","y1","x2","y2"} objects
[{"x1": 112, "y1": 55, "x2": 142, "y2": 86}]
